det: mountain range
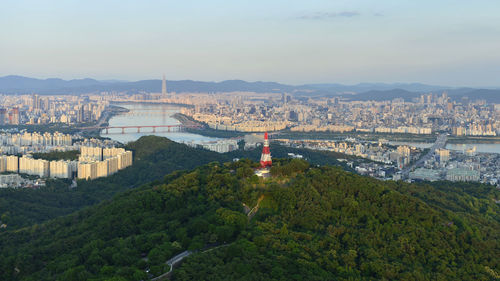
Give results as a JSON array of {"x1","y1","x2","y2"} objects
[{"x1": 1, "y1": 75, "x2": 499, "y2": 103}]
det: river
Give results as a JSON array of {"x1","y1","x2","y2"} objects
[
  {"x1": 104, "y1": 103, "x2": 500, "y2": 154},
  {"x1": 101, "y1": 103, "x2": 219, "y2": 144}
]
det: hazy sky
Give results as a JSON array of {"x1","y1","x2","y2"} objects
[{"x1": 1, "y1": 0, "x2": 500, "y2": 86}]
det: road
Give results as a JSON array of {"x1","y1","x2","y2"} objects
[
  {"x1": 150, "y1": 250, "x2": 193, "y2": 281},
  {"x1": 247, "y1": 195, "x2": 265, "y2": 219},
  {"x1": 166, "y1": 250, "x2": 192, "y2": 269},
  {"x1": 150, "y1": 243, "x2": 230, "y2": 281},
  {"x1": 94, "y1": 106, "x2": 120, "y2": 128},
  {"x1": 401, "y1": 133, "x2": 448, "y2": 177}
]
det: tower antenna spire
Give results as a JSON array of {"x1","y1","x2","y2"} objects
[{"x1": 260, "y1": 132, "x2": 272, "y2": 168}]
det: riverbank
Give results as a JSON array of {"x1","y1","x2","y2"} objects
[
  {"x1": 0, "y1": 105, "x2": 130, "y2": 136},
  {"x1": 274, "y1": 130, "x2": 439, "y2": 142},
  {"x1": 78, "y1": 105, "x2": 130, "y2": 138},
  {"x1": 171, "y1": 113, "x2": 204, "y2": 128},
  {"x1": 111, "y1": 100, "x2": 194, "y2": 108},
  {"x1": 0, "y1": 123, "x2": 79, "y2": 134},
  {"x1": 160, "y1": 117, "x2": 500, "y2": 145},
  {"x1": 172, "y1": 113, "x2": 246, "y2": 138},
  {"x1": 100, "y1": 105, "x2": 129, "y2": 127},
  {"x1": 101, "y1": 104, "x2": 221, "y2": 144},
  {"x1": 447, "y1": 136, "x2": 500, "y2": 144}
]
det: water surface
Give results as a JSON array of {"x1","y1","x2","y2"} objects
[{"x1": 102, "y1": 103, "x2": 219, "y2": 144}]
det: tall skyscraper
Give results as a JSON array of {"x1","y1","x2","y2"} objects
[
  {"x1": 162, "y1": 74, "x2": 167, "y2": 95},
  {"x1": 77, "y1": 105, "x2": 85, "y2": 123},
  {"x1": 10, "y1": 108, "x2": 20, "y2": 125},
  {"x1": 0, "y1": 108, "x2": 6, "y2": 125},
  {"x1": 32, "y1": 94, "x2": 40, "y2": 110}
]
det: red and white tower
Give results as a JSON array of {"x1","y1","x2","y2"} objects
[{"x1": 260, "y1": 132, "x2": 272, "y2": 168}]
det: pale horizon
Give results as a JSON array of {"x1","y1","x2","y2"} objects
[
  {"x1": 1, "y1": 0, "x2": 500, "y2": 87},
  {"x1": 2, "y1": 74, "x2": 500, "y2": 89}
]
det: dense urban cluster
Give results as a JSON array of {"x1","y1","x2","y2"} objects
[
  {"x1": 279, "y1": 138, "x2": 418, "y2": 166},
  {"x1": 275, "y1": 136, "x2": 499, "y2": 186},
  {"x1": 0, "y1": 131, "x2": 132, "y2": 188},
  {"x1": 2, "y1": 90, "x2": 497, "y2": 136},
  {"x1": 173, "y1": 92, "x2": 499, "y2": 135},
  {"x1": 181, "y1": 138, "x2": 239, "y2": 153},
  {"x1": 407, "y1": 148, "x2": 499, "y2": 185},
  {"x1": 1, "y1": 81, "x2": 497, "y2": 186},
  {"x1": 277, "y1": 138, "x2": 422, "y2": 178},
  {"x1": 0, "y1": 94, "x2": 108, "y2": 125},
  {"x1": 0, "y1": 131, "x2": 73, "y2": 154},
  {"x1": 77, "y1": 146, "x2": 133, "y2": 180}
]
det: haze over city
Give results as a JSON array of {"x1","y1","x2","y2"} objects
[
  {"x1": 0, "y1": 1, "x2": 499, "y2": 281},
  {"x1": 1, "y1": 0, "x2": 500, "y2": 87}
]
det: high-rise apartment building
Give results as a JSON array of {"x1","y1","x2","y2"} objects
[
  {"x1": 19, "y1": 156, "x2": 49, "y2": 178},
  {"x1": 78, "y1": 148, "x2": 132, "y2": 180},
  {"x1": 78, "y1": 162, "x2": 98, "y2": 180},
  {"x1": 49, "y1": 160, "x2": 74, "y2": 179},
  {"x1": 0, "y1": 109, "x2": 6, "y2": 125},
  {"x1": 6, "y1": 155, "x2": 19, "y2": 172},
  {"x1": 162, "y1": 74, "x2": 167, "y2": 95},
  {"x1": 436, "y1": 148, "x2": 450, "y2": 163},
  {"x1": 80, "y1": 146, "x2": 103, "y2": 161}
]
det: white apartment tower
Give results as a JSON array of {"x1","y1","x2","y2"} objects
[
  {"x1": 49, "y1": 160, "x2": 73, "y2": 179},
  {"x1": 162, "y1": 74, "x2": 167, "y2": 95},
  {"x1": 6, "y1": 155, "x2": 19, "y2": 173},
  {"x1": 19, "y1": 156, "x2": 49, "y2": 178}
]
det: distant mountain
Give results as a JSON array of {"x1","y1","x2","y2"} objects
[
  {"x1": 304, "y1": 82, "x2": 449, "y2": 93},
  {"x1": 446, "y1": 88, "x2": 500, "y2": 103},
  {"x1": 0, "y1": 75, "x2": 104, "y2": 93},
  {"x1": 0, "y1": 75, "x2": 452, "y2": 95},
  {"x1": 345, "y1": 88, "x2": 420, "y2": 101},
  {"x1": 0, "y1": 75, "x2": 498, "y2": 102},
  {"x1": 0, "y1": 76, "x2": 299, "y2": 95},
  {"x1": 347, "y1": 88, "x2": 500, "y2": 103}
]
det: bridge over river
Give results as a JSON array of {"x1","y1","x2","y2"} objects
[
  {"x1": 80, "y1": 124, "x2": 202, "y2": 134},
  {"x1": 401, "y1": 133, "x2": 448, "y2": 178}
]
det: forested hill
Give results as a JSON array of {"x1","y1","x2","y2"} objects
[
  {"x1": 0, "y1": 136, "x2": 230, "y2": 230},
  {"x1": 0, "y1": 159, "x2": 498, "y2": 280},
  {"x1": 0, "y1": 135, "x2": 350, "y2": 231}
]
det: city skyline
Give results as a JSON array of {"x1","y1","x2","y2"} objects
[
  {"x1": 1, "y1": 1, "x2": 499, "y2": 280},
  {"x1": 1, "y1": 1, "x2": 500, "y2": 87}
]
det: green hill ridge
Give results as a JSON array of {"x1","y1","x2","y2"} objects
[
  {"x1": 0, "y1": 158, "x2": 498, "y2": 281},
  {"x1": 0, "y1": 135, "x2": 352, "y2": 231},
  {"x1": 0, "y1": 136, "x2": 230, "y2": 230}
]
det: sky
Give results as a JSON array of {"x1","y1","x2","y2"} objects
[{"x1": 1, "y1": 0, "x2": 500, "y2": 87}]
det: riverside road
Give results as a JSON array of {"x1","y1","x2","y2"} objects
[{"x1": 401, "y1": 133, "x2": 448, "y2": 178}]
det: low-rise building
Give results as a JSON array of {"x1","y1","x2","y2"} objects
[
  {"x1": 409, "y1": 168, "x2": 441, "y2": 181},
  {"x1": 446, "y1": 168, "x2": 480, "y2": 182}
]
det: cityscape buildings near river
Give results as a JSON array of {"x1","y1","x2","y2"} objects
[
  {"x1": 278, "y1": 137, "x2": 499, "y2": 185},
  {"x1": 3, "y1": 84, "x2": 498, "y2": 138},
  {"x1": 0, "y1": 94, "x2": 108, "y2": 125},
  {"x1": 1, "y1": 78, "x2": 499, "y2": 188},
  {"x1": 179, "y1": 91, "x2": 498, "y2": 136},
  {"x1": 0, "y1": 131, "x2": 132, "y2": 188}
]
